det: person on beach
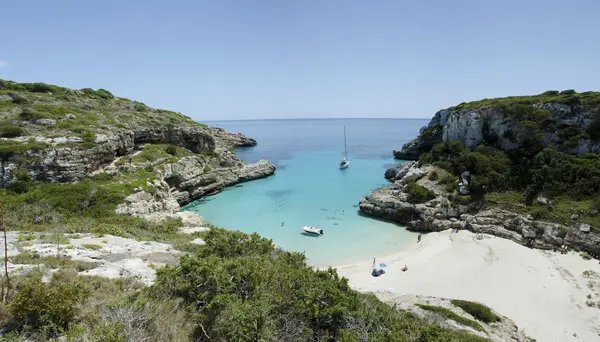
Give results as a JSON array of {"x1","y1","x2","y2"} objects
[
  {"x1": 401, "y1": 265, "x2": 408, "y2": 272},
  {"x1": 417, "y1": 234, "x2": 422, "y2": 243},
  {"x1": 372, "y1": 258, "x2": 376, "y2": 268}
]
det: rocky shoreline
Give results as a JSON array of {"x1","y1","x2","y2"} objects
[{"x1": 360, "y1": 162, "x2": 600, "y2": 255}]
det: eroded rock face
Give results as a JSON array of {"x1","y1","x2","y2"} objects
[
  {"x1": 393, "y1": 103, "x2": 600, "y2": 160},
  {"x1": 361, "y1": 165, "x2": 600, "y2": 255},
  {"x1": 115, "y1": 157, "x2": 275, "y2": 220}
]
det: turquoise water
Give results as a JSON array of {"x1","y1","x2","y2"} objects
[{"x1": 184, "y1": 118, "x2": 428, "y2": 266}]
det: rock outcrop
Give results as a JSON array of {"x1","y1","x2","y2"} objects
[
  {"x1": 360, "y1": 163, "x2": 600, "y2": 255},
  {"x1": 379, "y1": 294, "x2": 532, "y2": 342},
  {"x1": 0, "y1": 80, "x2": 276, "y2": 224},
  {"x1": 394, "y1": 99, "x2": 600, "y2": 160}
]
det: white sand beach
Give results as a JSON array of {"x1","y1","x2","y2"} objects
[{"x1": 334, "y1": 231, "x2": 600, "y2": 342}]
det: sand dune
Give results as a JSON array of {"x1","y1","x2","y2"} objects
[{"x1": 334, "y1": 231, "x2": 600, "y2": 342}]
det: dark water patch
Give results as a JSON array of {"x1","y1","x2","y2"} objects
[{"x1": 266, "y1": 189, "x2": 295, "y2": 211}]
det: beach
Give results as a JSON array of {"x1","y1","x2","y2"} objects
[{"x1": 334, "y1": 230, "x2": 600, "y2": 342}]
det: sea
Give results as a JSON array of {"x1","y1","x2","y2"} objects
[{"x1": 183, "y1": 118, "x2": 429, "y2": 266}]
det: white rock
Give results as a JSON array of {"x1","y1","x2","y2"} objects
[
  {"x1": 180, "y1": 226, "x2": 210, "y2": 234},
  {"x1": 176, "y1": 211, "x2": 205, "y2": 226},
  {"x1": 191, "y1": 238, "x2": 206, "y2": 245}
]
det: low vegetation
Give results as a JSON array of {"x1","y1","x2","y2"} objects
[
  {"x1": 454, "y1": 89, "x2": 600, "y2": 111},
  {"x1": 0, "y1": 229, "x2": 490, "y2": 341},
  {"x1": 450, "y1": 300, "x2": 500, "y2": 324},
  {"x1": 406, "y1": 181, "x2": 437, "y2": 203},
  {"x1": 416, "y1": 304, "x2": 485, "y2": 332}
]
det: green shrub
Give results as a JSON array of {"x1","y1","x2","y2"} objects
[
  {"x1": 148, "y1": 228, "x2": 488, "y2": 341},
  {"x1": 529, "y1": 207, "x2": 547, "y2": 220},
  {"x1": 96, "y1": 89, "x2": 114, "y2": 99},
  {"x1": 81, "y1": 130, "x2": 96, "y2": 143},
  {"x1": 581, "y1": 252, "x2": 592, "y2": 260},
  {"x1": 542, "y1": 90, "x2": 559, "y2": 96},
  {"x1": 12, "y1": 168, "x2": 30, "y2": 182},
  {"x1": 203, "y1": 165, "x2": 212, "y2": 173},
  {"x1": 454, "y1": 195, "x2": 472, "y2": 205},
  {"x1": 428, "y1": 170, "x2": 439, "y2": 181},
  {"x1": 8, "y1": 275, "x2": 87, "y2": 332},
  {"x1": 19, "y1": 108, "x2": 44, "y2": 121},
  {"x1": 560, "y1": 89, "x2": 576, "y2": 95},
  {"x1": 82, "y1": 244, "x2": 102, "y2": 250},
  {"x1": 7, "y1": 91, "x2": 28, "y2": 104},
  {"x1": 0, "y1": 124, "x2": 23, "y2": 138},
  {"x1": 0, "y1": 141, "x2": 50, "y2": 160},
  {"x1": 450, "y1": 300, "x2": 500, "y2": 324},
  {"x1": 165, "y1": 145, "x2": 177, "y2": 156},
  {"x1": 416, "y1": 304, "x2": 484, "y2": 331},
  {"x1": 134, "y1": 102, "x2": 147, "y2": 112},
  {"x1": 406, "y1": 182, "x2": 436, "y2": 203}
]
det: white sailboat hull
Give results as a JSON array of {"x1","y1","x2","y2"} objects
[{"x1": 340, "y1": 161, "x2": 349, "y2": 169}]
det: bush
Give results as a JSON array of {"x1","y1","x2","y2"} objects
[
  {"x1": 203, "y1": 165, "x2": 212, "y2": 173},
  {"x1": 81, "y1": 129, "x2": 96, "y2": 143},
  {"x1": 428, "y1": 170, "x2": 439, "y2": 181},
  {"x1": 560, "y1": 89, "x2": 576, "y2": 95},
  {"x1": 29, "y1": 83, "x2": 55, "y2": 93},
  {"x1": 416, "y1": 304, "x2": 484, "y2": 332},
  {"x1": 148, "y1": 228, "x2": 488, "y2": 342},
  {"x1": 450, "y1": 300, "x2": 500, "y2": 324},
  {"x1": 529, "y1": 207, "x2": 547, "y2": 220},
  {"x1": 8, "y1": 275, "x2": 87, "y2": 333},
  {"x1": 165, "y1": 145, "x2": 177, "y2": 156},
  {"x1": 7, "y1": 91, "x2": 28, "y2": 104},
  {"x1": 96, "y1": 89, "x2": 114, "y2": 99},
  {"x1": 19, "y1": 107, "x2": 44, "y2": 121},
  {"x1": 406, "y1": 182, "x2": 436, "y2": 203},
  {"x1": 542, "y1": 90, "x2": 559, "y2": 96},
  {"x1": 0, "y1": 124, "x2": 23, "y2": 138}
]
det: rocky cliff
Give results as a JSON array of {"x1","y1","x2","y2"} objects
[
  {"x1": 0, "y1": 80, "x2": 275, "y2": 222},
  {"x1": 394, "y1": 91, "x2": 600, "y2": 160},
  {"x1": 360, "y1": 162, "x2": 600, "y2": 255}
]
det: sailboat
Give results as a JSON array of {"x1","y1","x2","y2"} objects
[{"x1": 340, "y1": 126, "x2": 350, "y2": 169}]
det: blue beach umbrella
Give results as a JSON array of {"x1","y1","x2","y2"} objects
[{"x1": 379, "y1": 263, "x2": 387, "y2": 268}]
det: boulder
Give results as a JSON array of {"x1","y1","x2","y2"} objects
[
  {"x1": 385, "y1": 161, "x2": 417, "y2": 181},
  {"x1": 571, "y1": 214, "x2": 580, "y2": 220},
  {"x1": 176, "y1": 211, "x2": 204, "y2": 226},
  {"x1": 35, "y1": 118, "x2": 56, "y2": 125},
  {"x1": 537, "y1": 197, "x2": 548, "y2": 205}
]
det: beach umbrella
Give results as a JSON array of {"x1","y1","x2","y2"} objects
[{"x1": 379, "y1": 263, "x2": 387, "y2": 268}]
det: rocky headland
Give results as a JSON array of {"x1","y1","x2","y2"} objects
[
  {"x1": 0, "y1": 80, "x2": 275, "y2": 225},
  {"x1": 394, "y1": 92, "x2": 600, "y2": 160},
  {"x1": 363, "y1": 90, "x2": 600, "y2": 256}
]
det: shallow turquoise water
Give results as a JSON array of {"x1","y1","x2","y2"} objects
[{"x1": 184, "y1": 119, "x2": 428, "y2": 266}]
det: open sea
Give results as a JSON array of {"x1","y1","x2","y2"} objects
[{"x1": 183, "y1": 118, "x2": 428, "y2": 266}]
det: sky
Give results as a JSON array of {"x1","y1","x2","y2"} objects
[{"x1": 1, "y1": 0, "x2": 599, "y2": 121}]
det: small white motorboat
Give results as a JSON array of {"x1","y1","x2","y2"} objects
[{"x1": 303, "y1": 226, "x2": 324, "y2": 235}]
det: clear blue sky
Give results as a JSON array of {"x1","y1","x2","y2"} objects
[{"x1": 1, "y1": 0, "x2": 599, "y2": 121}]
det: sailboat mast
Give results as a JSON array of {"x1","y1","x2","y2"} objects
[{"x1": 344, "y1": 126, "x2": 347, "y2": 158}]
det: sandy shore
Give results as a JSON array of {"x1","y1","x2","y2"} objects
[{"x1": 333, "y1": 230, "x2": 600, "y2": 342}]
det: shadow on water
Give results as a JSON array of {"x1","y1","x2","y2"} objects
[
  {"x1": 300, "y1": 232, "x2": 322, "y2": 238},
  {"x1": 356, "y1": 210, "x2": 408, "y2": 228}
]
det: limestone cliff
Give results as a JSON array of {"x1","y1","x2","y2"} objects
[
  {"x1": 0, "y1": 80, "x2": 275, "y2": 221},
  {"x1": 360, "y1": 162, "x2": 600, "y2": 255},
  {"x1": 394, "y1": 91, "x2": 600, "y2": 160}
]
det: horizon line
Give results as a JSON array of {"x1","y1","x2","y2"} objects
[{"x1": 202, "y1": 117, "x2": 430, "y2": 122}]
